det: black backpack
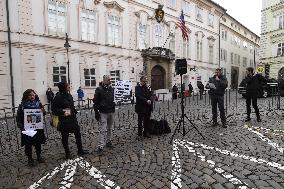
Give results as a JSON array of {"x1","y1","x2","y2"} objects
[{"x1": 149, "y1": 119, "x2": 171, "y2": 135}]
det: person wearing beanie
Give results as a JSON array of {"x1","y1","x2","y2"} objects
[{"x1": 51, "y1": 81, "x2": 88, "y2": 159}]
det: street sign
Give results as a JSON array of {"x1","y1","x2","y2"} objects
[{"x1": 257, "y1": 66, "x2": 264, "y2": 73}]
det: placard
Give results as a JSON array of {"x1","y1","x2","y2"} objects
[
  {"x1": 24, "y1": 109, "x2": 43, "y2": 130},
  {"x1": 114, "y1": 80, "x2": 132, "y2": 104}
]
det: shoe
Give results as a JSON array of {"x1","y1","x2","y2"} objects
[
  {"x1": 245, "y1": 117, "x2": 251, "y2": 122},
  {"x1": 257, "y1": 117, "x2": 261, "y2": 122},
  {"x1": 28, "y1": 158, "x2": 35, "y2": 167},
  {"x1": 96, "y1": 147, "x2": 103, "y2": 156},
  {"x1": 212, "y1": 122, "x2": 218, "y2": 127},
  {"x1": 143, "y1": 133, "x2": 151, "y2": 138},
  {"x1": 106, "y1": 142, "x2": 113, "y2": 148},
  {"x1": 37, "y1": 156, "x2": 45, "y2": 163},
  {"x1": 78, "y1": 150, "x2": 89, "y2": 156},
  {"x1": 65, "y1": 152, "x2": 72, "y2": 159}
]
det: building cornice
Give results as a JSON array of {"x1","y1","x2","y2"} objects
[{"x1": 261, "y1": 2, "x2": 284, "y2": 12}]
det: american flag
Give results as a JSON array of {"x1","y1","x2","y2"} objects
[{"x1": 176, "y1": 11, "x2": 189, "y2": 41}]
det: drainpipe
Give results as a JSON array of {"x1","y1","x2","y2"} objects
[{"x1": 6, "y1": 0, "x2": 15, "y2": 108}]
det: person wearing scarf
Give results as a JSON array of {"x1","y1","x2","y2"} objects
[
  {"x1": 51, "y1": 81, "x2": 88, "y2": 159},
  {"x1": 16, "y1": 89, "x2": 46, "y2": 166}
]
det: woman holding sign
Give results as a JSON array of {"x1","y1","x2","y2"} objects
[{"x1": 16, "y1": 89, "x2": 46, "y2": 167}]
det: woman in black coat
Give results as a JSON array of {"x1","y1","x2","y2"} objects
[
  {"x1": 16, "y1": 89, "x2": 46, "y2": 166},
  {"x1": 51, "y1": 81, "x2": 88, "y2": 159}
]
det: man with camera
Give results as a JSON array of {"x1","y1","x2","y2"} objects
[
  {"x1": 206, "y1": 68, "x2": 228, "y2": 128},
  {"x1": 244, "y1": 67, "x2": 261, "y2": 122},
  {"x1": 93, "y1": 75, "x2": 115, "y2": 156}
]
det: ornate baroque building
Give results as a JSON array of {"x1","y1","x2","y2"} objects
[
  {"x1": 0, "y1": 0, "x2": 259, "y2": 109},
  {"x1": 261, "y1": 0, "x2": 284, "y2": 79}
]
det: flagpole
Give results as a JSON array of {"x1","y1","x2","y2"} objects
[{"x1": 162, "y1": 32, "x2": 173, "y2": 48}]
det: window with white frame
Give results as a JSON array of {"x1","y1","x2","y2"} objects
[
  {"x1": 154, "y1": 25, "x2": 163, "y2": 47},
  {"x1": 196, "y1": 40, "x2": 202, "y2": 61},
  {"x1": 196, "y1": 7, "x2": 203, "y2": 22},
  {"x1": 81, "y1": 9, "x2": 97, "y2": 42},
  {"x1": 110, "y1": 70, "x2": 120, "y2": 86},
  {"x1": 234, "y1": 54, "x2": 237, "y2": 65},
  {"x1": 167, "y1": 0, "x2": 176, "y2": 9},
  {"x1": 208, "y1": 13, "x2": 214, "y2": 27},
  {"x1": 84, "y1": 68, "x2": 96, "y2": 87},
  {"x1": 182, "y1": 40, "x2": 190, "y2": 58},
  {"x1": 243, "y1": 41, "x2": 248, "y2": 49},
  {"x1": 279, "y1": 15, "x2": 284, "y2": 29},
  {"x1": 48, "y1": 0, "x2": 66, "y2": 34},
  {"x1": 107, "y1": 14, "x2": 121, "y2": 46},
  {"x1": 183, "y1": 1, "x2": 190, "y2": 15},
  {"x1": 137, "y1": 23, "x2": 147, "y2": 49},
  {"x1": 169, "y1": 34, "x2": 175, "y2": 53},
  {"x1": 243, "y1": 57, "x2": 247, "y2": 67},
  {"x1": 53, "y1": 66, "x2": 66, "y2": 86},
  {"x1": 208, "y1": 45, "x2": 214, "y2": 64},
  {"x1": 277, "y1": 43, "x2": 284, "y2": 56},
  {"x1": 221, "y1": 49, "x2": 227, "y2": 62}
]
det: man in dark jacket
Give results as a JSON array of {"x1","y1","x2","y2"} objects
[
  {"x1": 172, "y1": 83, "x2": 178, "y2": 100},
  {"x1": 52, "y1": 82, "x2": 88, "y2": 159},
  {"x1": 46, "y1": 88, "x2": 54, "y2": 112},
  {"x1": 93, "y1": 75, "x2": 115, "y2": 156},
  {"x1": 206, "y1": 68, "x2": 228, "y2": 128},
  {"x1": 135, "y1": 76, "x2": 153, "y2": 138},
  {"x1": 188, "y1": 82, "x2": 193, "y2": 96},
  {"x1": 244, "y1": 67, "x2": 262, "y2": 122},
  {"x1": 197, "y1": 81, "x2": 204, "y2": 99}
]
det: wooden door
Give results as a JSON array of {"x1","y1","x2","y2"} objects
[{"x1": 151, "y1": 66, "x2": 165, "y2": 90}]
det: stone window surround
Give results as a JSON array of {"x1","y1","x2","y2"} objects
[{"x1": 80, "y1": 8, "x2": 98, "y2": 42}]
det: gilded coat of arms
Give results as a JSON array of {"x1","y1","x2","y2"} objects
[{"x1": 155, "y1": 4, "x2": 164, "y2": 23}]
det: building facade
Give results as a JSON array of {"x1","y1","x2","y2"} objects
[
  {"x1": 220, "y1": 14, "x2": 260, "y2": 89},
  {"x1": 261, "y1": 0, "x2": 284, "y2": 79},
  {"x1": 0, "y1": 0, "x2": 259, "y2": 109}
]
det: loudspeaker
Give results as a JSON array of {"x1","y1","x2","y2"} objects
[{"x1": 175, "y1": 59, "x2": 187, "y2": 75}]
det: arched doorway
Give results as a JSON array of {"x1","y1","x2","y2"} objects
[
  {"x1": 151, "y1": 65, "x2": 165, "y2": 90},
  {"x1": 278, "y1": 67, "x2": 284, "y2": 80},
  {"x1": 231, "y1": 67, "x2": 239, "y2": 89}
]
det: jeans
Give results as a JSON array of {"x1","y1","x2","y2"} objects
[
  {"x1": 246, "y1": 93, "x2": 259, "y2": 117},
  {"x1": 211, "y1": 95, "x2": 226, "y2": 124},
  {"x1": 97, "y1": 113, "x2": 114, "y2": 149},
  {"x1": 25, "y1": 143, "x2": 41, "y2": 158},
  {"x1": 60, "y1": 129, "x2": 83, "y2": 154},
  {"x1": 137, "y1": 112, "x2": 151, "y2": 135}
]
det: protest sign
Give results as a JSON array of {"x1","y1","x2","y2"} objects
[{"x1": 24, "y1": 109, "x2": 43, "y2": 130}]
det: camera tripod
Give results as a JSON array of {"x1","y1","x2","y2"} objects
[{"x1": 170, "y1": 74, "x2": 205, "y2": 143}]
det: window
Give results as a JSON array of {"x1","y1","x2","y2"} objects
[
  {"x1": 154, "y1": 25, "x2": 163, "y2": 47},
  {"x1": 196, "y1": 7, "x2": 203, "y2": 22},
  {"x1": 196, "y1": 40, "x2": 202, "y2": 61},
  {"x1": 53, "y1": 66, "x2": 66, "y2": 86},
  {"x1": 107, "y1": 15, "x2": 121, "y2": 46},
  {"x1": 243, "y1": 57, "x2": 247, "y2": 67},
  {"x1": 167, "y1": 0, "x2": 176, "y2": 9},
  {"x1": 208, "y1": 45, "x2": 214, "y2": 64},
  {"x1": 169, "y1": 34, "x2": 175, "y2": 53},
  {"x1": 208, "y1": 13, "x2": 214, "y2": 27},
  {"x1": 238, "y1": 55, "x2": 241, "y2": 66},
  {"x1": 277, "y1": 43, "x2": 284, "y2": 56},
  {"x1": 250, "y1": 46, "x2": 253, "y2": 53},
  {"x1": 230, "y1": 52, "x2": 233, "y2": 64},
  {"x1": 183, "y1": 1, "x2": 190, "y2": 15},
  {"x1": 279, "y1": 15, "x2": 284, "y2": 29},
  {"x1": 182, "y1": 40, "x2": 190, "y2": 58},
  {"x1": 48, "y1": 0, "x2": 66, "y2": 34},
  {"x1": 81, "y1": 9, "x2": 97, "y2": 42},
  {"x1": 221, "y1": 30, "x2": 227, "y2": 41},
  {"x1": 221, "y1": 49, "x2": 227, "y2": 62},
  {"x1": 84, "y1": 68, "x2": 96, "y2": 87},
  {"x1": 110, "y1": 70, "x2": 120, "y2": 86},
  {"x1": 250, "y1": 59, "x2": 253, "y2": 67},
  {"x1": 243, "y1": 41, "x2": 248, "y2": 49},
  {"x1": 234, "y1": 54, "x2": 237, "y2": 65},
  {"x1": 137, "y1": 23, "x2": 147, "y2": 49}
]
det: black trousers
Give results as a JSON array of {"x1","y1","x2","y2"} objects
[
  {"x1": 60, "y1": 129, "x2": 83, "y2": 154},
  {"x1": 211, "y1": 95, "x2": 226, "y2": 124},
  {"x1": 246, "y1": 93, "x2": 260, "y2": 117},
  {"x1": 138, "y1": 112, "x2": 151, "y2": 135},
  {"x1": 25, "y1": 143, "x2": 41, "y2": 158}
]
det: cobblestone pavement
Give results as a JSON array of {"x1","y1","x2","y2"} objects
[{"x1": 0, "y1": 92, "x2": 284, "y2": 189}]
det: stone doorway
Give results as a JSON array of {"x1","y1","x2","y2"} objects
[
  {"x1": 151, "y1": 65, "x2": 165, "y2": 90},
  {"x1": 231, "y1": 66, "x2": 239, "y2": 89}
]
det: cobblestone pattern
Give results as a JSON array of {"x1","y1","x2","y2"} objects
[{"x1": 0, "y1": 91, "x2": 284, "y2": 188}]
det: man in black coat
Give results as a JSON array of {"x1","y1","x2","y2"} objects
[
  {"x1": 135, "y1": 76, "x2": 153, "y2": 138},
  {"x1": 188, "y1": 82, "x2": 193, "y2": 96},
  {"x1": 172, "y1": 83, "x2": 178, "y2": 100},
  {"x1": 244, "y1": 67, "x2": 262, "y2": 122},
  {"x1": 197, "y1": 81, "x2": 204, "y2": 99},
  {"x1": 93, "y1": 75, "x2": 115, "y2": 156},
  {"x1": 46, "y1": 88, "x2": 54, "y2": 112},
  {"x1": 51, "y1": 82, "x2": 88, "y2": 159},
  {"x1": 206, "y1": 68, "x2": 228, "y2": 128}
]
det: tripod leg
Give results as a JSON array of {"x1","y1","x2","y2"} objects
[
  {"x1": 184, "y1": 115, "x2": 206, "y2": 140},
  {"x1": 169, "y1": 120, "x2": 182, "y2": 144}
]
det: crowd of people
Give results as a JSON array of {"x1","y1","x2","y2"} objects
[{"x1": 16, "y1": 67, "x2": 263, "y2": 167}]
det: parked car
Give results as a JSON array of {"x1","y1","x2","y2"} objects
[{"x1": 238, "y1": 76, "x2": 279, "y2": 98}]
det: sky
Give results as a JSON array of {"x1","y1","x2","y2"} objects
[{"x1": 213, "y1": 0, "x2": 262, "y2": 36}]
